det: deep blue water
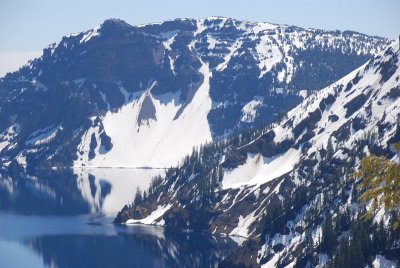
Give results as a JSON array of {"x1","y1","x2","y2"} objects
[{"x1": 0, "y1": 169, "x2": 240, "y2": 268}]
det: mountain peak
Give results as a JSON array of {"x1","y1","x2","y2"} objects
[
  {"x1": 100, "y1": 18, "x2": 132, "y2": 30},
  {"x1": 203, "y1": 16, "x2": 230, "y2": 21}
]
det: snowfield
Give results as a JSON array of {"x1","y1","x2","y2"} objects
[
  {"x1": 74, "y1": 60, "x2": 213, "y2": 168},
  {"x1": 222, "y1": 148, "x2": 301, "y2": 189},
  {"x1": 125, "y1": 204, "x2": 172, "y2": 226}
]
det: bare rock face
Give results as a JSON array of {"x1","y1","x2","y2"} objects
[{"x1": 137, "y1": 93, "x2": 157, "y2": 126}]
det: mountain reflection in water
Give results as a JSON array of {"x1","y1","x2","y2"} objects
[{"x1": 0, "y1": 169, "x2": 241, "y2": 268}]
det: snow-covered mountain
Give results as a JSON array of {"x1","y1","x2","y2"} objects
[
  {"x1": 0, "y1": 17, "x2": 390, "y2": 168},
  {"x1": 116, "y1": 41, "x2": 400, "y2": 267}
]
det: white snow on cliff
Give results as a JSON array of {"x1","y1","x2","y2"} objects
[
  {"x1": 125, "y1": 204, "x2": 172, "y2": 226},
  {"x1": 74, "y1": 60, "x2": 213, "y2": 168},
  {"x1": 372, "y1": 255, "x2": 398, "y2": 268},
  {"x1": 223, "y1": 149, "x2": 301, "y2": 189}
]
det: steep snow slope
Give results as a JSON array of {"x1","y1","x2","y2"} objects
[
  {"x1": 222, "y1": 148, "x2": 301, "y2": 189},
  {"x1": 116, "y1": 41, "x2": 400, "y2": 267},
  {"x1": 75, "y1": 60, "x2": 212, "y2": 167}
]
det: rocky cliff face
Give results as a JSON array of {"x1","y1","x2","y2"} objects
[
  {"x1": 0, "y1": 17, "x2": 390, "y2": 169},
  {"x1": 116, "y1": 42, "x2": 400, "y2": 267}
]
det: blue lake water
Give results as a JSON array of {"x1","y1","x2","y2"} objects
[{"x1": 0, "y1": 169, "x2": 240, "y2": 268}]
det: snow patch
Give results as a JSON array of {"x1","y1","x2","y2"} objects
[
  {"x1": 372, "y1": 255, "x2": 398, "y2": 268},
  {"x1": 241, "y1": 98, "x2": 263, "y2": 123},
  {"x1": 255, "y1": 37, "x2": 283, "y2": 78},
  {"x1": 25, "y1": 125, "x2": 61, "y2": 146},
  {"x1": 230, "y1": 211, "x2": 256, "y2": 237},
  {"x1": 80, "y1": 26, "x2": 100, "y2": 43},
  {"x1": 126, "y1": 204, "x2": 172, "y2": 226},
  {"x1": 222, "y1": 149, "x2": 301, "y2": 189}
]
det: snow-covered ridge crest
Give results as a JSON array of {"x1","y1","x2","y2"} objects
[{"x1": 25, "y1": 16, "x2": 390, "y2": 77}]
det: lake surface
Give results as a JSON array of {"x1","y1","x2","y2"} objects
[{"x1": 0, "y1": 169, "x2": 240, "y2": 268}]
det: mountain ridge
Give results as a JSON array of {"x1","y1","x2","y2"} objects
[{"x1": 0, "y1": 17, "x2": 391, "y2": 169}]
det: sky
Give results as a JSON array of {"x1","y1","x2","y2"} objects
[{"x1": 0, "y1": 0, "x2": 399, "y2": 76}]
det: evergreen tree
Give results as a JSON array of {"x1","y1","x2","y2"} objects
[
  {"x1": 133, "y1": 186, "x2": 142, "y2": 207},
  {"x1": 320, "y1": 213, "x2": 336, "y2": 254},
  {"x1": 149, "y1": 175, "x2": 163, "y2": 194},
  {"x1": 355, "y1": 142, "x2": 400, "y2": 229},
  {"x1": 143, "y1": 190, "x2": 148, "y2": 201}
]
